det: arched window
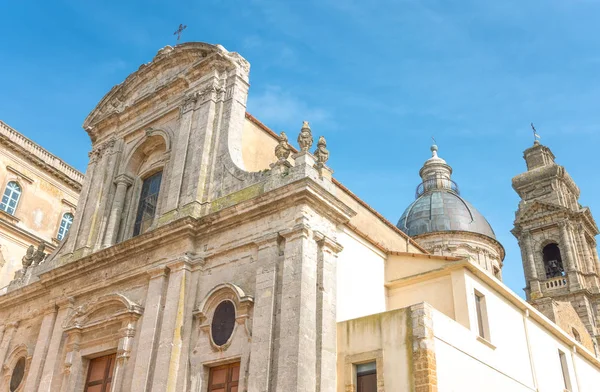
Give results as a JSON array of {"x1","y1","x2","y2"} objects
[
  {"x1": 543, "y1": 243, "x2": 565, "y2": 278},
  {"x1": 0, "y1": 181, "x2": 21, "y2": 215},
  {"x1": 57, "y1": 213, "x2": 74, "y2": 241},
  {"x1": 133, "y1": 171, "x2": 163, "y2": 237}
]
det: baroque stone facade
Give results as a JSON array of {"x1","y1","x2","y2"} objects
[{"x1": 0, "y1": 42, "x2": 599, "y2": 392}]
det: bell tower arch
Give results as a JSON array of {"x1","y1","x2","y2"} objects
[{"x1": 513, "y1": 140, "x2": 600, "y2": 348}]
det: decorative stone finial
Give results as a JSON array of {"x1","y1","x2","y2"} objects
[
  {"x1": 431, "y1": 144, "x2": 439, "y2": 158},
  {"x1": 314, "y1": 136, "x2": 329, "y2": 166},
  {"x1": 275, "y1": 132, "x2": 292, "y2": 162},
  {"x1": 297, "y1": 121, "x2": 314, "y2": 152},
  {"x1": 32, "y1": 242, "x2": 47, "y2": 266},
  {"x1": 22, "y1": 245, "x2": 34, "y2": 269}
]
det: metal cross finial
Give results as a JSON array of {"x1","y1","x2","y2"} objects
[
  {"x1": 531, "y1": 123, "x2": 541, "y2": 142},
  {"x1": 174, "y1": 24, "x2": 187, "y2": 42},
  {"x1": 432, "y1": 136, "x2": 437, "y2": 145}
]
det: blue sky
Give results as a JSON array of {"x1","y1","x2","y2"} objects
[{"x1": 1, "y1": 0, "x2": 599, "y2": 297}]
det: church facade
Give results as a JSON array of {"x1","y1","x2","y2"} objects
[{"x1": 0, "y1": 42, "x2": 599, "y2": 392}]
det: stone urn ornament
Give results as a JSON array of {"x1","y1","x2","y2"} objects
[
  {"x1": 22, "y1": 245, "x2": 35, "y2": 269},
  {"x1": 275, "y1": 131, "x2": 292, "y2": 162},
  {"x1": 297, "y1": 121, "x2": 313, "y2": 152},
  {"x1": 314, "y1": 136, "x2": 329, "y2": 166}
]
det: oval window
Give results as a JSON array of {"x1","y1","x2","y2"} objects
[
  {"x1": 211, "y1": 300, "x2": 236, "y2": 346},
  {"x1": 10, "y1": 357, "x2": 26, "y2": 392}
]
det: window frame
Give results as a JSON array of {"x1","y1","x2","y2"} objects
[
  {"x1": 57, "y1": 212, "x2": 74, "y2": 241},
  {"x1": 0, "y1": 181, "x2": 22, "y2": 216},
  {"x1": 132, "y1": 170, "x2": 163, "y2": 237},
  {"x1": 474, "y1": 289, "x2": 491, "y2": 341},
  {"x1": 558, "y1": 349, "x2": 572, "y2": 391}
]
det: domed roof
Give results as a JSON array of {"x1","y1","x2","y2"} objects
[
  {"x1": 397, "y1": 190, "x2": 496, "y2": 239},
  {"x1": 396, "y1": 144, "x2": 496, "y2": 239}
]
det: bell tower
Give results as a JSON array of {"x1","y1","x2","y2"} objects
[{"x1": 512, "y1": 139, "x2": 600, "y2": 345}]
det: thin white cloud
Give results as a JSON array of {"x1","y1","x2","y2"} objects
[{"x1": 247, "y1": 86, "x2": 333, "y2": 131}]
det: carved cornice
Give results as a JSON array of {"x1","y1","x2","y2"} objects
[{"x1": 0, "y1": 121, "x2": 84, "y2": 191}]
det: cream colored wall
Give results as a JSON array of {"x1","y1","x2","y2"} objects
[
  {"x1": 337, "y1": 229, "x2": 386, "y2": 322},
  {"x1": 241, "y1": 118, "x2": 279, "y2": 172},
  {"x1": 0, "y1": 149, "x2": 79, "y2": 288},
  {"x1": 337, "y1": 308, "x2": 411, "y2": 392},
  {"x1": 334, "y1": 187, "x2": 424, "y2": 254},
  {"x1": 387, "y1": 275, "x2": 455, "y2": 320}
]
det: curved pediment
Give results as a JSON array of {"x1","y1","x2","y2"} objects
[{"x1": 83, "y1": 42, "x2": 250, "y2": 141}]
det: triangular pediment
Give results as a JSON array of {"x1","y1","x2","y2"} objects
[
  {"x1": 83, "y1": 42, "x2": 250, "y2": 141},
  {"x1": 515, "y1": 200, "x2": 569, "y2": 225}
]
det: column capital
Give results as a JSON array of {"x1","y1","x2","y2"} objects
[
  {"x1": 253, "y1": 233, "x2": 280, "y2": 249},
  {"x1": 114, "y1": 174, "x2": 134, "y2": 187},
  {"x1": 56, "y1": 296, "x2": 75, "y2": 309},
  {"x1": 313, "y1": 231, "x2": 344, "y2": 254},
  {"x1": 147, "y1": 265, "x2": 168, "y2": 280}
]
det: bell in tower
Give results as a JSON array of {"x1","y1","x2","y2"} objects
[{"x1": 512, "y1": 137, "x2": 600, "y2": 349}]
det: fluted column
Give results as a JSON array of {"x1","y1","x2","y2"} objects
[{"x1": 103, "y1": 174, "x2": 134, "y2": 248}]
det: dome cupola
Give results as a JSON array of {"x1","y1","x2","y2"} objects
[{"x1": 397, "y1": 144, "x2": 505, "y2": 279}]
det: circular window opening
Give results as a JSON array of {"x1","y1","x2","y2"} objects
[
  {"x1": 10, "y1": 357, "x2": 26, "y2": 392},
  {"x1": 211, "y1": 300, "x2": 236, "y2": 346}
]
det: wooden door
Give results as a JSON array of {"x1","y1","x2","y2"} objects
[
  {"x1": 208, "y1": 362, "x2": 240, "y2": 392},
  {"x1": 357, "y1": 372, "x2": 377, "y2": 392},
  {"x1": 84, "y1": 354, "x2": 116, "y2": 392}
]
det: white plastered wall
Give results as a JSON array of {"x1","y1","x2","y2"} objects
[{"x1": 336, "y1": 228, "x2": 386, "y2": 322}]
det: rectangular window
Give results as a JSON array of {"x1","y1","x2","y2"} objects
[
  {"x1": 474, "y1": 290, "x2": 490, "y2": 340},
  {"x1": 84, "y1": 354, "x2": 116, "y2": 392},
  {"x1": 356, "y1": 362, "x2": 377, "y2": 392},
  {"x1": 133, "y1": 171, "x2": 163, "y2": 237},
  {"x1": 559, "y1": 350, "x2": 572, "y2": 391},
  {"x1": 208, "y1": 362, "x2": 240, "y2": 392}
]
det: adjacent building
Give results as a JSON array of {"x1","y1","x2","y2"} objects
[
  {"x1": 0, "y1": 42, "x2": 598, "y2": 392},
  {"x1": 0, "y1": 121, "x2": 82, "y2": 289}
]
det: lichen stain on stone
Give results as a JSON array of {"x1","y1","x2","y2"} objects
[{"x1": 210, "y1": 183, "x2": 264, "y2": 213}]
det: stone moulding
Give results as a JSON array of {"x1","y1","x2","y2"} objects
[
  {"x1": 0, "y1": 122, "x2": 84, "y2": 191},
  {"x1": 194, "y1": 283, "x2": 254, "y2": 351}
]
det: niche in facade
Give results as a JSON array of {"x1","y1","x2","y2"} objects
[{"x1": 543, "y1": 243, "x2": 565, "y2": 278}]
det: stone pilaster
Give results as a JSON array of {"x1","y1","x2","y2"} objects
[
  {"x1": 410, "y1": 303, "x2": 438, "y2": 392},
  {"x1": 561, "y1": 223, "x2": 581, "y2": 290},
  {"x1": 163, "y1": 94, "x2": 198, "y2": 213},
  {"x1": 523, "y1": 233, "x2": 541, "y2": 296},
  {"x1": 247, "y1": 234, "x2": 280, "y2": 392},
  {"x1": 151, "y1": 257, "x2": 195, "y2": 391},
  {"x1": 38, "y1": 298, "x2": 74, "y2": 392},
  {"x1": 0, "y1": 322, "x2": 19, "y2": 373},
  {"x1": 275, "y1": 224, "x2": 319, "y2": 392},
  {"x1": 314, "y1": 232, "x2": 343, "y2": 392},
  {"x1": 130, "y1": 266, "x2": 168, "y2": 392},
  {"x1": 23, "y1": 305, "x2": 58, "y2": 391},
  {"x1": 102, "y1": 174, "x2": 133, "y2": 248},
  {"x1": 60, "y1": 330, "x2": 83, "y2": 392},
  {"x1": 578, "y1": 225, "x2": 595, "y2": 274}
]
